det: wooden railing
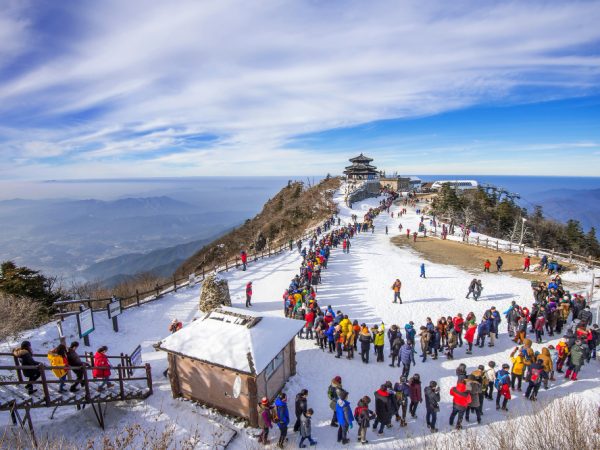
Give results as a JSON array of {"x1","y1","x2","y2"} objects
[
  {"x1": 428, "y1": 227, "x2": 600, "y2": 269},
  {"x1": 54, "y1": 229, "x2": 322, "y2": 315}
]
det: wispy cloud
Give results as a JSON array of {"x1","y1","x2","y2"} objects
[{"x1": 1, "y1": 0, "x2": 600, "y2": 178}]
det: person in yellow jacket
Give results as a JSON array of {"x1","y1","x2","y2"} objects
[
  {"x1": 47, "y1": 344, "x2": 69, "y2": 393},
  {"x1": 339, "y1": 315, "x2": 351, "y2": 335},
  {"x1": 373, "y1": 323, "x2": 385, "y2": 362},
  {"x1": 345, "y1": 329, "x2": 356, "y2": 360},
  {"x1": 509, "y1": 346, "x2": 530, "y2": 391}
]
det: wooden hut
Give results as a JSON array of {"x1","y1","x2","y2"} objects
[{"x1": 155, "y1": 307, "x2": 304, "y2": 426}]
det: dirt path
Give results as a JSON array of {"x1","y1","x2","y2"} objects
[{"x1": 391, "y1": 235, "x2": 577, "y2": 283}]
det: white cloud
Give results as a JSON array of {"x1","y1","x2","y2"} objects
[{"x1": 0, "y1": 0, "x2": 600, "y2": 177}]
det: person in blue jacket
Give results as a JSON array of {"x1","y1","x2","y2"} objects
[
  {"x1": 400, "y1": 342, "x2": 416, "y2": 379},
  {"x1": 275, "y1": 393, "x2": 290, "y2": 448},
  {"x1": 420, "y1": 263, "x2": 426, "y2": 278},
  {"x1": 335, "y1": 390, "x2": 353, "y2": 444},
  {"x1": 475, "y1": 318, "x2": 490, "y2": 348},
  {"x1": 404, "y1": 322, "x2": 416, "y2": 345}
]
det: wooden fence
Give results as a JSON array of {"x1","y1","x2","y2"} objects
[
  {"x1": 429, "y1": 227, "x2": 600, "y2": 269},
  {"x1": 54, "y1": 230, "x2": 320, "y2": 316}
]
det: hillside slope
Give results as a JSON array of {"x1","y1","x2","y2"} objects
[{"x1": 175, "y1": 177, "x2": 341, "y2": 277}]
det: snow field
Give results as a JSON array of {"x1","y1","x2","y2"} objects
[{"x1": 1, "y1": 186, "x2": 599, "y2": 449}]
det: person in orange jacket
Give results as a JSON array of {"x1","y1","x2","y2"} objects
[{"x1": 483, "y1": 259, "x2": 491, "y2": 273}]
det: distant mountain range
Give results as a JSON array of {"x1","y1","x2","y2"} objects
[
  {"x1": 82, "y1": 235, "x2": 224, "y2": 287},
  {"x1": 526, "y1": 188, "x2": 600, "y2": 233},
  {"x1": 0, "y1": 196, "x2": 250, "y2": 282}
]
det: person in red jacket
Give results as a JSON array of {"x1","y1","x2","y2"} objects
[
  {"x1": 93, "y1": 346, "x2": 113, "y2": 391},
  {"x1": 240, "y1": 250, "x2": 248, "y2": 271},
  {"x1": 464, "y1": 323, "x2": 477, "y2": 354},
  {"x1": 449, "y1": 381, "x2": 471, "y2": 430},
  {"x1": 452, "y1": 314, "x2": 464, "y2": 347},
  {"x1": 246, "y1": 282, "x2": 253, "y2": 308},
  {"x1": 523, "y1": 255, "x2": 531, "y2": 272},
  {"x1": 303, "y1": 309, "x2": 315, "y2": 340},
  {"x1": 483, "y1": 259, "x2": 491, "y2": 273}
]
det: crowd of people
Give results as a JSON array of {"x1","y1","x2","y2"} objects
[{"x1": 256, "y1": 190, "x2": 599, "y2": 446}]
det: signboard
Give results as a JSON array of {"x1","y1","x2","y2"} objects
[
  {"x1": 107, "y1": 299, "x2": 122, "y2": 319},
  {"x1": 77, "y1": 308, "x2": 95, "y2": 338}
]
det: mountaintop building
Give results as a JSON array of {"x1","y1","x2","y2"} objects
[{"x1": 343, "y1": 154, "x2": 379, "y2": 180}]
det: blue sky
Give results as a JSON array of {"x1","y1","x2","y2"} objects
[{"x1": 1, "y1": 0, "x2": 600, "y2": 178}]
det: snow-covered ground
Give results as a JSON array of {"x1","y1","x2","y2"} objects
[{"x1": 2, "y1": 187, "x2": 599, "y2": 448}]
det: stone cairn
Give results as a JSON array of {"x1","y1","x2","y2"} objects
[{"x1": 199, "y1": 273, "x2": 232, "y2": 312}]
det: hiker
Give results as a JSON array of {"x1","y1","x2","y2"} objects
[
  {"x1": 465, "y1": 279, "x2": 478, "y2": 299},
  {"x1": 372, "y1": 324, "x2": 385, "y2": 362},
  {"x1": 67, "y1": 342, "x2": 86, "y2": 392},
  {"x1": 525, "y1": 359, "x2": 547, "y2": 401},
  {"x1": 328, "y1": 376, "x2": 344, "y2": 427},
  {"x1": 565, "y1": 339, "x2": 586, "y2": 381},
  {"x1": 408, "y1": 374, "x2": 422, "y2": 418},
  {"x1": 335, "y1": 390, "x2": 353, "y2": 444},
  {"x1": 299, "y1": 408, "x2": 317, "y2": 447},
  {"x1": 275, "y1": 393, "x2": 290, "y2": 448},
  {"x1": 393, "y1": 376, "x2": 410, "y2": 427},
  {"x1": 484, "y1": 361, "x2": 496, "y2": 399},
  {"x1": 258, "y1": 397, "x2": 274, "y2": 445},
  {"x1": 465, "y1": 374, "x2": 482, "y2": 424},
  {"x1": 424, "y1": 380, "x2": 440, "y2": 433},
  {"x1": 168, "y1": 318, "x2": 183, "y2": 334},
  {"x1": 495, "y1": 363, "x2": 512, "y2": 411},
  {"x1": 483, "y1": 259, "x2": 491, "y2": 272},
  {"x1": 293, "y1": 389, "x2": 308, "y2": 433},
  {"x1": 355, "y1": 396, "x2": 375, "y2": 444},
  {"x1": 449, "y1": 380, "x2": 471, "y2": 430},
  {"x1": 245, "y1": 281, "x2": 253, "y2": 307},
  {"x1": 359, "y1": 324, "x2": 373, "y2": 364},
  {"x1": 391, "y1": 279, "x2": 402, "y2": 303},
  {"x1": 400, "y1": 341, "x2": 415, "y2": 379},
  {"x1": 47, "y1": 344, "x2": 69, "y2": 393},
  {"x1": 240, "y1": 250, "x2": 248, "y2": 271},
  {"x1": 373, "y1": 384, "x2": 393, "y2": 435},
  {"x1": 420, "y1": 263, "x2": 426, "y2": 278},
  {"x1": 92, "y1": 346, "x2": 113, "y2": 391},
  {"x1": 496, "y1": 256, "x2": 503, "y2": 272},
  {"x1": 509, "y1": 346, "x2": 530, "y2": 391},
  {"x1": 523, "y1": 255, "x2": 531, "y2": 272},
  {"x1": 13, "y1": 341, "x2": 41, "y2": 395}
]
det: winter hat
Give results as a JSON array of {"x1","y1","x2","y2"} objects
[
  {"x1": 333, "y1": 376, "x2": 342, "y2": 384},
  {"x1": 478, "y1": 364, "x2": 485, "y2": 371},
  {"x1": 21, "y1": 340, "x2": 32, "y2": 349},
  {"x1": 502, "y1": 363, "x2": 509, "y2": 369},
  {"x1": 261, "y1": 397, "x2": 269, "y2": 405}
]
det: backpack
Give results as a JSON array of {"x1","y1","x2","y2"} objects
[
  {"x1": 494, "y1": 373, "x2": 507, "y2": 390},
  {"x1": 530, "y1": 368, "x2": 542, "y2": 383}
]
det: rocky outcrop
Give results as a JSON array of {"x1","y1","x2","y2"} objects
[{"x1": 199, "y1": 273, "x2": 231, "y2": 312}]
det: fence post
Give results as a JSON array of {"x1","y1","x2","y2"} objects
[
  {"x1": 496, "y1": 241, "x2": 499, "y2": 251},
  {"x1": 39, "y1": 365, "x2": 51, "y2": 406},
  {"x1": 117, "y1": 365, "x2": 125, "y2": 400},
  {"x1": 202, "y1": 267, "x2": 205, "y2": 280},
  {"x1": 136, "y1": 289, "x2": 140, "y2": 306},
  {"x1": 589, "y1": 255, "x2": 594, "y2": 268},
  {"x1": 485, "y1": 238, "x2": 489, "y2": 248},
  {"x1": 225, "y1": 260, "x2": 228, "y2": 271},
  {"x1": 173, "y1": 275, "x2": 177, "y2": 292},
  {"x1": 476, "y1": 236, "x2": 479, "y2": 246},
  {"x1": 508, "y1": 243, "x2": 511, "y2": 252},
  {"x1": 569, "y1": 251, "x2": 573, "y2": 263},
  {"x1": 552, "y1": 248, "x2": 555, "y2": 258}
]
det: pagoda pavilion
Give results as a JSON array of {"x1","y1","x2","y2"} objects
[{"x1": 343, "y1": 154, "x2": 379, "y2": 180}]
